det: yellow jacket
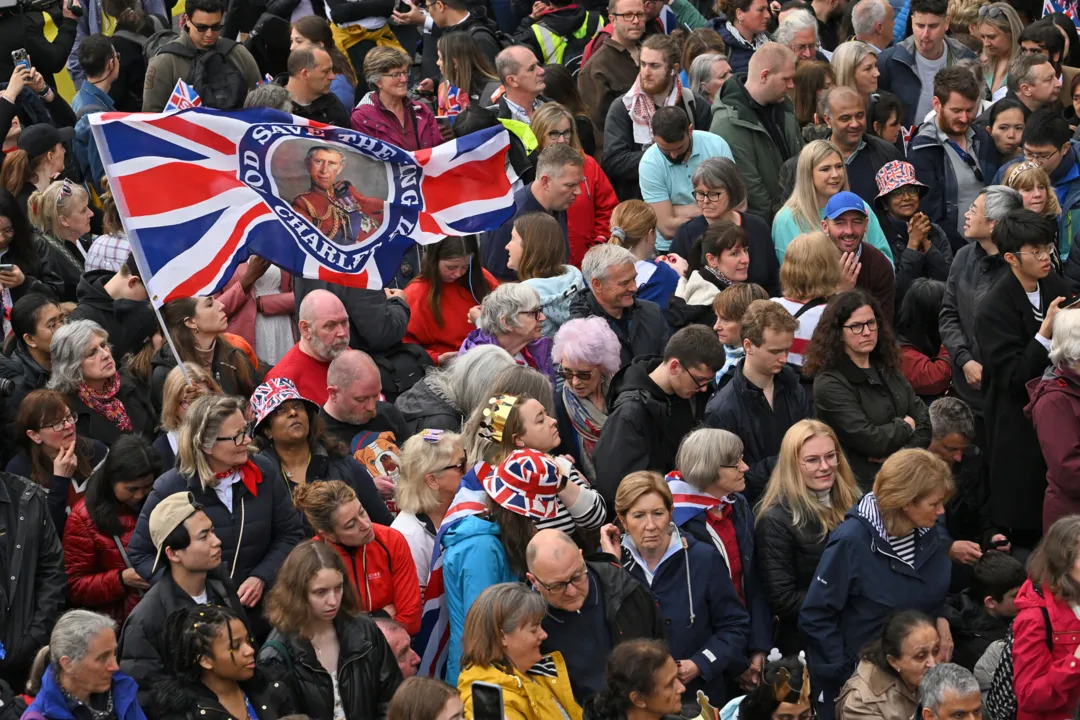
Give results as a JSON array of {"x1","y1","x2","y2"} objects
[{"x1": 458, "y1": 653, "x2": 583, "y2": 720}]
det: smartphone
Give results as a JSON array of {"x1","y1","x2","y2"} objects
[
  {"x1": 395, "y1": 0, "x2": 411, "y2": 11},
  {"x1": 0, "y1": 265, "x2": 15, "y2": 272},
  {"x1": 1063, "y1": 295, "x2": 1080, "y2": 309},
  {"x1": 11, "y1": 49, "x2": 29, "y2": 72},
  {"x1": 471, "y1": 681, "x2": 504, "y2": 720}
]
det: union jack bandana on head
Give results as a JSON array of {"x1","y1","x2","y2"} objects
[
  {"x1": 250, "y1": 378, "x2": 318, "y2": 429},
  {"x1": 485, "y1": 448, "x2": 562, "y2": 520}
]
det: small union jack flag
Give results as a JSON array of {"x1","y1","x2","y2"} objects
[
  {"x1": 484, "y1": 448, "x2": 561, "y2": 520},
  {"x1": 164, "y1": 79, "x2": 202, "y2": 112},
  {"x1": 441, "y1": 84, "x2": 466, "y2": 117}
]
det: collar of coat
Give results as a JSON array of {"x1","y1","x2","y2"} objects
[{"x1": 856, "y1": 492, "x2": 930, "y2": 542}]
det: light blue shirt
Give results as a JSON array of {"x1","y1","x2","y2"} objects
[
  {"x1": 772, "y1": 201, "x2": 895, "y2": 267},
  {"x1": 639, "y1": 130, "x2": 735, "y2": 251}
]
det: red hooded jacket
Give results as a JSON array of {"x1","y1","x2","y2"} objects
[
  {"x1": 1025, "y1": 365, "x2": 1080, "y2": 532},
  {"x1": 567, "y1": 155, "x2": 618, "y2": 267},
  {"x1": 62, "y1": 499, "x2": 142, "y2": 625},
  {"x1": 1012, "y1": 578, "x2": 1080, "y2": 720},
  {"x1": 317, "y1": 524, "x2": 423, "y2": 635}
]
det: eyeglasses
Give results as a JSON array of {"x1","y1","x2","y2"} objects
[
  {"x1": 519, "y1": 308, "x2": 543, "y2": 320},
  {"x1": 792, "y1": 42, "x2": 819, "y2": 54},
  {"x1": 190, "y1": 20, "x2": 223, "y2": 32},
  {"x1": 800, "y1": 451, "x2": 839, "y2": 469},
  {"x1": 611, "y1": 10, "x2": 645, "y2": 20},
  {"x1": 717, "y1": 455, "x2": 744, "y2": 469},
  {"x1": 682, "y1": 365, "x2": 714, "y2": 389},
  {"x1": 890, "y1": 186, "x2": 921, "y2": 199},
  {"x1": 381, "y1": 70, "x2": 409, "y2": 80},
  {"x1": 843, "y1": 319, "x2": 879, "y2": 335},
  {"x1": 1014, "y1": 247, "x2": 1054, "y2": 261},
  {"x1": 439, "y1": 454, "x2": 468, "y2": 474},
  {"x1": 546, "y1": 129, "x2": 573, "y2": 141},
  {"x1": 46, "y1": 414, "x2": 75, "y2": 432},
  {"x1": 692, "y1": 189, "x2": 725, "y2": 203},
  {"x1": 559, "y1": 368, "x2": 596, "y2": 382},
  {"x1": 1024, "y1": 147, "x2": 1060, "y2": 163},
  {"x1": 533, "y1": 565, "x2": 589, "y2": 594},
  {"x1": 216, "y1": 425, "x2": 253, "y2": 446}
]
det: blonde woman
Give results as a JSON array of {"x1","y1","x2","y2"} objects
[
  {"x1": 772, "y1": 140, "x2": 893, "y2": 264},
  {"x1": 152, "y1": 362, "x2": 222, "y2": 470},
  {"x1": 1004, "y1": 161, "x2": 1064, "y2": 272},
  {"x1": 831, "y1": 41, "x2": 879, "y2": 102},
  {"x1": 771, "y1": 231, "x2": 843, "y2": 370},
  {"x1": 27, "y1": 180, "x2": 95, "y2": 302},
  {"x1": 531, "y1": 103, "x2": 618, "y2": 268},
  {"x1": 608, "y1": 200, "x2": 682, "y2": 313},
  {"x1": 973, "y1": 3, "x2": 1023, "y2": 101},
  {"x1": 755, "y1": 420, "x2": 861, "y2": 654}
]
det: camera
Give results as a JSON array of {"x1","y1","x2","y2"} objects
[
  {"x1": 0, "y1": 378, "x2": 14, "y2": 397},
  {"x1": 0, "y1": 0, "x2": 82, "y2": 17}
]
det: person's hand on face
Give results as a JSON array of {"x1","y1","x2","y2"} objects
[
  {"x1": 838, "y1": 251, "x2": 861, "y2": 292},
  {"x1": 53, "y1": 440, "x2": 78, "y2": 478}
]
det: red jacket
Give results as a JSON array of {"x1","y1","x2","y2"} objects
[
  {"x1": 1025, "y1": 365, "x2": 1080, "y2": 532},
  {"x1": 403, "y1": 271, "x2": 499, "y2": 363},
  {"x1": 1013, "y1": 578, "x2": 1080, "y2": 720},
  {"x1": 317, "y1": 524, "x2": 422, "y2": 635},
  {"x1": 899, "y1": 343, "x2": 952, "y2": 397},
  {"x1": 567, "y1": 155, "x2": 618, "y2": 268},
  {"x1": 62, "y1": 499, "x2": 141, "y2": 625}
]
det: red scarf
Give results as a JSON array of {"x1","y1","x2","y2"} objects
[
  {"x1": 215, "y1": 459, "x2": 263, "y2": 497},
  {"x1": 77, "y1": 374, "x2": 132, "y2": 432}
]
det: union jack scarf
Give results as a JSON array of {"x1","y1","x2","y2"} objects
[{"x1": 665, "y1": 471, "x2": 736, "y2": 526}]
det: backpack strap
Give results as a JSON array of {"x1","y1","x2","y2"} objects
[
  {"x1": 1039, "y1": 605, "x2": 1053, "y2": 650},
  {"x1": 262, "y1": 639, "x2": 294, "y2": 673},
  {"x1": 111, "y1": 29, "x2": 148, "y2": 47},
  {"x1": 75, "y1": 103, "x2": 109, "y2": 120},
  {"x1": 793, "y1": 297, "x2": 827, "y2": 319},
  {"x1": 159, "y1": 41, "x2": 197, "y2": 59}
]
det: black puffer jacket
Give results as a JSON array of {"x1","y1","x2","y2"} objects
[
  {"x1": 568, "y1": 289, "x2": 669, "y2": 369},
  {"x1": 149, "y1": 341, "x2": 262, "y2": 416},
  {"x1": 126, "y1": 453, "x2": 305, "y2": 584},
  {"x1": 754, "y1": 502, "x2": 830, "y2": 655},
  {"x1": 258, "y1": 614, "x2": 403, "y2": 720},
  {"x1": 0, "y1": 345, "x2": 50, "y2": 463},
  {"x1": 393, "y1": 376, "x2": 462, "y2": 434},
  {"x1": 64, "y1": 372, "x2": 155, "y2": 447},
  {"x1": 148, "y1": 671, "x2": 293, "y2": 720}
]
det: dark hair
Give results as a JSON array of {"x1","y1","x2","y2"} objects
[
  {"x1": 185, "y1": 0, "x2": 225, "y2": 16},
  {"x1": 988, "y1": 97, "x2": 1027, "y2": 127},
  {"x1": 16, "y1": 389, "x2": 95, "y2": 487},
  {"x1": 1021, "y1": 21, "x2": 1066, "y2": 62},
  {"x1": 84, "y1": 435, "x2": 162, "y2": 537},
  {"x1": 163, "y1": 605, "x2": 247, "y2": 685},
  {"x1": 688, "y1": 220, "x2": 748, "y2": 274},
  {"x1": 860, "y1": 610, "x2": 936, "y2": 676},
  {"x1": 803, "y1": 289, "x2": 901, "y2": 374},
  {"x1": 266, "y1": 540, "x2": 360, "y2": 635},
  {"x1": 102, "y1": 0, "x2": 151, "y2": 33},
  {"x1": 581, "y1": 639, "x2": 672, "y2": 720},
  {"x1": 159, "y1": 297, "x2": 256, "y2": 396},
  {"x1": 1022, "y1": 107, "x2": 1073, "y2": 149},
  {"x1": 971, "y1": 550, "x2": 1027, "y2": 604},
  {"x1": 641, "y1": 34, "x2": 680, "y2": 72},
  {"x1": 993, "y1": 208, "x2": 1058, "y2": 255},
  {"x1": 738, "y1": 655, "x2": 812, "y2": 720},
  {"x1": 933, "y1": 65, "x2": 982, "y2": 103},
  {"x1": 162, "y1": 504, "x2": 206, "y2": 558},
  {"x1": 896, "y1": 278, "x2": 945, "y2": 358},
  {"x1": 909, "y1": 0, "x2": 947, "y2": 17},
  {"x1": 5, "y1": 292, "x2": 60, "y2": 356},
  {"x1": 540, "y1": 66, "x2": 588, "y2": 118},
  {"x1": 794, "y1": 62, "x2": 837, "y2": 127},
  {"x1": 663, "y1": 325, "x2": 727, "y2": 373},
  {"x1": 452, "y1": 105, "x2": 499, "y2": 137},
  {"x1": 491, "y1": 500, "x2": 536, "y2": 576},
  {"x1": 387, "y1": 678, "x2": 459, "y2": 720},
  {"x1": 292, "y1": 15, "x2": 357, "y2": 86},
  {"x1": 0, "y1": 189, "x2": 43, "y2": 280},
  {"x1": 868, "y1": 91, "x2": 903, "y2": 138},
  {"x1": 651, "y1": 106, "x2": 690, "y2": 143},
  {"x1": 77, "y1": 34, "x2": 115, "y2": 78},
  {"x1": 1049, "y1": 12, "x2": 1080, "y2": 67},
  {"x1": 418, "y1": 236, "x2": 490, "y2": 326},
  {"x1": 255, "y1": 400, "x2": 348, "y2": 459},
  {"x1": 722, "y1": 0, "x2": 761, "y2": 17},
  {"x1": 682, "y1": 28, "x2": 726, "y2": 72},
  {"x1": 287, "y1": 46, "x2": 318, "y2": 76}
]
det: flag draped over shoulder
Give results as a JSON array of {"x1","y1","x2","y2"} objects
[{"x1": 89, "y1": 107, "x2": 519, "y2": 307}]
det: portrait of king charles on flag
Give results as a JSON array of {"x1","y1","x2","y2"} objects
[{"x1": 290, "y1": 144, "x2": 386, "y2": 245}]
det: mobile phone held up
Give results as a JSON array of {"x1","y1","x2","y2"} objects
[
  {"x1": 470, "y1": 681, "x2": 504, "y2": 720},
  {"x1": 11, "y1": 49, "x2": 30, "y2": 72},
  {"x1": 0, "y1": 265, "x2": 15, "y2": 273}
]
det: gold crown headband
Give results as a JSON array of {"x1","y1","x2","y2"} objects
[{"x1": 479, "y1": 394, "x2": 519, "y2": 444}]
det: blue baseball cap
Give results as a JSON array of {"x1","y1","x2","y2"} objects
[{"x1": 824, "y1": 191, "x2": 868, "y2": 220}]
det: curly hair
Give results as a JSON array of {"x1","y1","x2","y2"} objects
[
  {"x1": 162, "y1": 605, "x2": 249, "y2": 685},
  {"x1": 802, "y1": 289, "x2": 899, "y2": 375}
]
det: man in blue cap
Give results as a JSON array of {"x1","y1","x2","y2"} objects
[{"x1": 822, "y1": 190, "x2": 897, "y2": 324}]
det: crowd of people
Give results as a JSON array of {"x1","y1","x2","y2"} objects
[{"x1": 4, "y1": 0, "x2": 1080, "y2": 716}]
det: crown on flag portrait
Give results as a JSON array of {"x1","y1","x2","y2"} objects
[{"x1": 88, "y1": 107, "x2": 520, "y2": 307}]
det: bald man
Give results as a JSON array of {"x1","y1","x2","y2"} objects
[
  {"x1": 525, "y1": 529, "x2": 664, "y2": 704},
  {"x1": 321, "y1": 350, "x2": 412, "y2": 497},
  {"x1": 264, "y1": 289, "x2": 350, "y2": 405},
  {"x1": 709, "y1": 42, "x2": 804, "y2": 221}
]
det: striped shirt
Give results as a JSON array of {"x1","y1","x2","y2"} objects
[
  {"x1": 888, "y1": 532, "x2": 917, "y2": 567},
  {"x1": 535, "y1": 465, "x2": 607, "y2": 536},
  {"x1": 772, "y1": 297, "x2": 826, "y2": 368}
]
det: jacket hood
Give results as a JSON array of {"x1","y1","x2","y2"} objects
[
  {"x1": 715, "y1": 75, "x2": 753, "y2": 114},
  {"x1": 1025, "y1": 364, "x2": 1080, "y2": 416},
  {"x1": 152, "y1": 344, "x2": 178, "y2": 373},
  {"x1": 607, "y1": 355, "x2": 664, "y2": 406},
  {"x1": 442, "y1": 514, "x2": 499, "y2": 548},
  {"x1": 396, "y1": 377, "x2": 460, "y2": 418},
  {"x1": 525, "y1": 4, "x2": 588, "y2": 35},
  {"x1": 74, "y1": 269, "x2": 114, "y2": 310},
  {"x1": 1013, "y1": 577, "x2": 1049, "y2": 612},
  {"x1": 676, "y1": 270, "x2": 724, "y2": 306},
  {"x1": 527, "y1": 265, "x2": 586, "y2": 304}
]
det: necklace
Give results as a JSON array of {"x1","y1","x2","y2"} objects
[{"x1": 281, "y1": 452, "x2": 311, "y2": 482}]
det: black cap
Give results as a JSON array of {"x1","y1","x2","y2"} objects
[{"x1": 17, "y1": 123, "x2": 75, "y2": 160}]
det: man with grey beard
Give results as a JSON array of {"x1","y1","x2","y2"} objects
[{"x1": 264, "y1": 288, "x2": 350, "y2": 404}]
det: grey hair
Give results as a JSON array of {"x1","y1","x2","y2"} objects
[
  {"x1": 304, "y1": 145, "x2": 345, "y2": 171},
  {"x1": 1008, "y1": 52, "x2": 1051, "y2": 94},
  {"x1": 928, "y1": 397, "x2": 975, "y2": 440},
  {"x1": 676, "y1": 428, "x2": 745, "y2": 492},
  {"x1": 919, "y1": 663, "x2": 980, "y2": 714},
  {"x1": 692, "y1": 157, "x2": 747, "y2": 210},
  {"x1": 47, "y1": 320, "x2": 109, "y2": 394},
  {"x1": 49, "y1": 610, "x2": 117, "y2": 672},
  {"x1": 536, "y1": 143, "x2": 583, "y2": 180},
  {"x1": 477, "y1": 283, "x2": 542, "y2": 335},
  {"x1": 427, "y1": 344, "x2": 517, "y2": 415},
  {"x1": 689, "y1": 53, "x2": 724, "y2": 95},
  {"x1": 980, "y1": 185, "x2": 1023, "y2": 223},
  {"x1": 774, "y1": 8, "x2": 818, "y2": 48},
  {"x1": 582, "y1": 243, "x2": 636, "y2": 285},
  {"x1": 495, "y1": 46, "x2": 529, "y2": 84},
  {"x1": 244, "y1": 84, "x2": 293, "y2": 112},
  {"x1": 177, "y1": 394, "x2": 247, "y2": 489},
  {"x1": 1049, "y1": 309, "x2": 1080, "y2": 369},
  {"x1": 851, "y1": 0, "x2": 887, "y2": 36}
]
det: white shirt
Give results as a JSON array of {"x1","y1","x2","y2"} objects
[{"x1": 213, "y1": 471, "x2": 240, "y2": 513}]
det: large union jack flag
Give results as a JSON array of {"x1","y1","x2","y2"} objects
[{"x1": 89, "y1": 107, "x2": 519, "y2": 307}]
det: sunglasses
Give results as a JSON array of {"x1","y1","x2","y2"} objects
[
  {"x1": 559, "y1": 368, "x2": 595, "y2": 382},
  {"x1": 439, "y1": 454, "x2": 468, "y2": 474},
  {"x1": 190, "y1": 20, "x2": 223, "y2": 32}
]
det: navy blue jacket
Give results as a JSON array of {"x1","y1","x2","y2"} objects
[
  {"x1": 712, "y1": 19, "x2": 755, "y2": 76},
  {"x1": 622, "y1": 529, "x2": 749, "y2": 706},
  {"x1": 876, "y1": 36, "x2": 976, "y2": 127},
  {"x1": 798, "y1": 495, "x2": 950, "y2": 719},
  {"x1": 677, "y1": 493, "x2": 773, "y2": 658},
  {"x1": 480, "y1": 183, "x2": 569, "y2": 281}
]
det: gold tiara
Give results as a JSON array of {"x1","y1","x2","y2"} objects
[{"x1": 478, "y1": 394, "x2": 519, "y2": 444}]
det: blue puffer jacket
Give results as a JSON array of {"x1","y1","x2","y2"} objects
[
  {"x1": 876, "y1": 36, "x2": 976, "y2": 127},
  {"x1": 995, "y1": 143, "x2": 1080, "y2": 261},
  {"x1": 798, "y1": 493, "x2": 950, "y2": 720},
  {"x1": 441, "y1": 514, "x2": 516, "y2": 686},
  {"x1": 622, "y1": 526, "x2": 750, "y2": 707},
  {"x1": 25, "y1": 668, "x2": 145, "y2": 720},
  {"x1": 523, "y1": 265, "x2": 587, "y2": 338}
]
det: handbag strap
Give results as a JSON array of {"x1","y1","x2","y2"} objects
[{"x1": 113, "y1": 535, "x2": 145, "y2": 597}]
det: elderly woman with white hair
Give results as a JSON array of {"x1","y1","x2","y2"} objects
[
  {"x1": 126, "y1": 394, "x2": 304, "y2": 607},
  {"x1": 1027, "y1": 309, "x2": 1080, "y2": 531},
  {"x1": 665, "y1": 427, "x2": 774, "y2": 691},
  {"x1": 552, "y1": 316, "x2": 622, "y2": 482},
  {"x1": 47, "y1": 319, "x2": 153, "y2": 447},
  {"x1": 459, "y1": 282, "x2": 555, "y2": 380},
  {"x1": 23, "y1": 609, "x2": 147, "y2": 720},
  {"x1": 688, "y1": 53, "x2": 733, "y2": 105}
]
